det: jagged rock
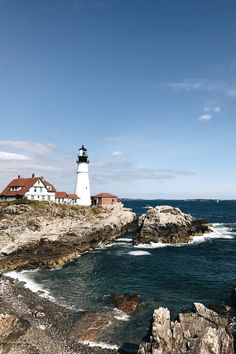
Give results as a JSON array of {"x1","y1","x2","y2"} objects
[
  {"x1": 0, "y1": 203, "x2": 135, "y2": 271},
  {"x1": 109, "y1": 293, "x2": 141, "y2": 316},
  {"x1": 134, "y1": 206, "x2": 211, "y2": 245},
  {"x1": 138, "y1": 303, "x2": 234, "y2": 354}
]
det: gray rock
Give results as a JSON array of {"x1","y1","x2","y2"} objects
[
  {"x1": 138, "y1": 303, "x2": 234, "y2": 354},
  {"x1": 134, "y1": 206, "x2": 211, "y2": 245}
]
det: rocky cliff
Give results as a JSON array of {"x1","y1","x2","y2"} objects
[
  {"x1": 138, "y1": 303, "x2": 234, "y2": 354},
  {"x1": 0, "y1": 201, "x2": 135, "y2": 271},
  {"x1": 134, "y1": 206, "x2": 211, "y2": 245}
]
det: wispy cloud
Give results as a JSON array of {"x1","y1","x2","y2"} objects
[
  {"x1": 163, "y1": 79, "x2": 236, "y2": 98},
  {"x1": 198, "y1": 114, "x2": 212, "y2": 122},
  {"x1": 0, "y1": 151, "x2": 31, "y2": 161},
  {"x1": 0, "y1": 141, "x2": 56, "y2": 155},
  {"x1": 90, "y1": 161, "x2": 194, "y2": 184},
  {"x1": 111, "y1": 151, "x2": 123, "y2": 157},
  {"x1": 198, "y1": 102, "x2": 221, "y2": 122}
]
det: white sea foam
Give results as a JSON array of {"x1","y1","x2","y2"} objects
[
  {"x1": 7, "y1": 270, "x2": 83, "y2": 311},
  {"x1": 128, "y1": 250, "x2": 152, "y2": 256},
  {"x1": 113, "y1": 308, "x2": 130, "y2": 321},
  {"x1": 80, "y1": 340, "x2": 119, "y2": 350},
  {"x1": 116, "y1": 238, "x2": 133, "y2": 242},
  {"x1": 7, "y1": 270, "x2": 54, "y2": 300},
  {"x1": 134, "y1": 224, "x2": 234, "y2": 249}
]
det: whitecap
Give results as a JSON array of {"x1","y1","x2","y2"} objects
[
  {"x1": 134, "y1": 224, "x2": 234, "y2": 249},
  {"x1": 80, "y1": 340, "x2": 119, "y2": 350},
  {"x1": 127, "y1": 250, "x2": 152, "y2": 256},
  {"x1": 113, "y1": 308, "x2": 130, "y2": 321},
  {"x1": 6, "y1": 270, "x2": 54, "y2": 300},
  {"x1": 116, "y1": 238, "x2": 133, "y2": 242},
  {"x1": 134, "y1": 242, "x2": 170, "y2": 249}
]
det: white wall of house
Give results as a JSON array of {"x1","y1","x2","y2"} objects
[{"x1": 25, "y1": 179, "x2": 55, "y2": 202}]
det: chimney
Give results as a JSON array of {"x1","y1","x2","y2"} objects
[
  {"x1": 41, "y1": 176, "x2": 44, "y2": 180},
  {"x1": 32, "y1": 173, "x2": 35, "y2": 178},
  {"x1": 18, "y1": 175, "x2": 21, "y2": 179}
]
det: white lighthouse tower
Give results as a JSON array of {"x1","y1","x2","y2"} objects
[{"x1": 75, "y1": 145, "x2": 91, "y2": 206}]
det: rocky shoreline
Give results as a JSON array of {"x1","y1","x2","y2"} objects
[
  {"x1": 0, "y1": 201, "x2": 136, "y2": 272},
  {"x1": 1, "y1": 201, "x2": 231, "y2": 354}
]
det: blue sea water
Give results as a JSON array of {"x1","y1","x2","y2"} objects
[{"x1": 17, "y1": 200, "x2": 236, "y2": 347}]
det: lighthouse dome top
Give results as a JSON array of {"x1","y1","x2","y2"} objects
[{"x1": 79, "y1": 145, "x2": 87, "y2": 151}]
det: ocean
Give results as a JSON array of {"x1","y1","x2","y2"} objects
[{"x1": 10, "y1": 200, "x2": 236, "y2": 348}]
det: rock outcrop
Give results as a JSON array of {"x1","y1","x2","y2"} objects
[
  {"x1": 134, "y1": 206, "x2": 211, "y2": 245},
  {"x1": 138, "y1": 303, "x2": 234, "y2": 354},
  {"x1": 0, "y1": 202, "x2": 135, "y2": 271}
]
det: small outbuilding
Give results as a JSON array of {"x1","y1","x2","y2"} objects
[{"x1": 91, "y1": 193, "x2": 118, "y2": 206}]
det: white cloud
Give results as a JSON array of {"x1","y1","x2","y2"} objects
[
  {"x1": 164, "y1": 79, "x2": 236, "y2": 99},
  {"x1": 214, "y1": 106, "x2": 221, "y2": 112},
  {"x1": 112, "y1": 151, "x2": 123, "y2": 157},
  {"x1": 0, "y1": 140, "x2": 56, "y2": 155},
  {"x1": 0, "y1": 151, "x2": 31, "y2": 161},
  {"x1": 198, "y1": 114, "x2": 212, "y2": 122}
]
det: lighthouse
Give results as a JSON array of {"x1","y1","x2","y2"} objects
[{"x1": 75, "y1": 145, "x2": 91, "y2": 206}]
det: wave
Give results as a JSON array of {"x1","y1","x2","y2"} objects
[
  {"x1": 79, "y1": 340, "x2": 119, "y2": 350},
  {"x1": 134, "y1": 224, "x2": 234, "y2": 249},
  {"x1": 113, "y1": 308, "x2": 130, "y2": 321},
  {"x1": 127, "y1": 250, "x2": 152, "y2": 256},
  {"x1": 7, "y1": 270, "x2": 54, "y2": 301},
  {"x1": 6, "y1": 270, "x2": 81, "y2": 311},
  {"x1": 116, "y1": 238, "x2": 133, "y2": 242}
]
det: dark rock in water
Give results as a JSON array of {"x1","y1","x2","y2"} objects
[
  {"x1": 110, "y1": 293, "x2": 141, "y2": 316},
  {"x1": 138, "y1": 302, "x2": 234, "y2": 354},
  {"x1": 118, "y1": 342, "x2": 139, "y2": 353},
  {"x1": 134, "y1": 205, "x2": 212, "y2": 245},
  {"x1": 230, "y1": 288, "x2": 236, "y2": 308}
]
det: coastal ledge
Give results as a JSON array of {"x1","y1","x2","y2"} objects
[
  {"x1": 134, "y1": 205, "x2": 212, "y2": 245},
  {"x1": 0, "y1": 201, "x2": 136, "y2": 272}
]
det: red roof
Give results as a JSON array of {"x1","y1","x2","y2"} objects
[
  {"x1": 67, "y1": 194, "x2": 78, "y2": 199},
  {"x1": 55, "y1": 191, "x2": 67, "y2": 199},
  {"x1": 0, "y1": 176, "x2": 56, "y2": 197},
  {"x1": 93, "y1": 193, "x2": 118, "y2": 198}
]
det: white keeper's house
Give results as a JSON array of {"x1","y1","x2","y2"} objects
[{"x1": 0, "y1": 174, "x2": 79, "y2": 205}]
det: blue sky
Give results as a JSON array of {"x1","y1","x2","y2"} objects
[{"x1": 0, "y1": 0, "x2": 236, "y2": 198}]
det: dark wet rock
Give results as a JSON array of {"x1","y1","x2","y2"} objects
[
  {"x1": 134, "y1": 205, "x2": 211, "y2": 245},
  {"x1": 109, "y1": 293, "x2": 141, "y2": 316},
  {"x1": 230, "y1": 288, "x2": 236, "y2": 308},
  {"x1": 138, "y1": 302, "x2": 234, "y2": 354}
]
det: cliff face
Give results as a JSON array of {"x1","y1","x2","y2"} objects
[
  {"x1": 0, "y1": 202, "x2": 135, "y2": 271},
  {"x1": 138, "y1": 303, "x2": 234, "y2": 354},
  {"x1": 134, "y1": 206, "x2": 211, "y2": 245}
]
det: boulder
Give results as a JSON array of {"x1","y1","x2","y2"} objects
[
  {"x1": 134, "y1": 206, "x2": 211, "y2": 245},
  {"x1": 138, "y1": 303, "x2": 234, "y2": 354},
  {"x1": 109, "y1": 293, "x2": 141, "y2": 315}
]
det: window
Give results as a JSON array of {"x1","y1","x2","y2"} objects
[
  {"x1": 34, "y1": 188, "x2": 37, "y2": 193},
  {"x1": 31, "y1": 195, "x2": 34, "y2": 200},
  {"x1": 38, "y1": 180, "x2": 40, "y2": 185},
  {"x1": 42, "y1": 195, "x2": 45, "y2": 200},
  {"x1": 48, "y1": 196, "x2": 51, "y2": 201},
  {"x1": 40, "y1": 187, "x2": 42, "y2": 193}
]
